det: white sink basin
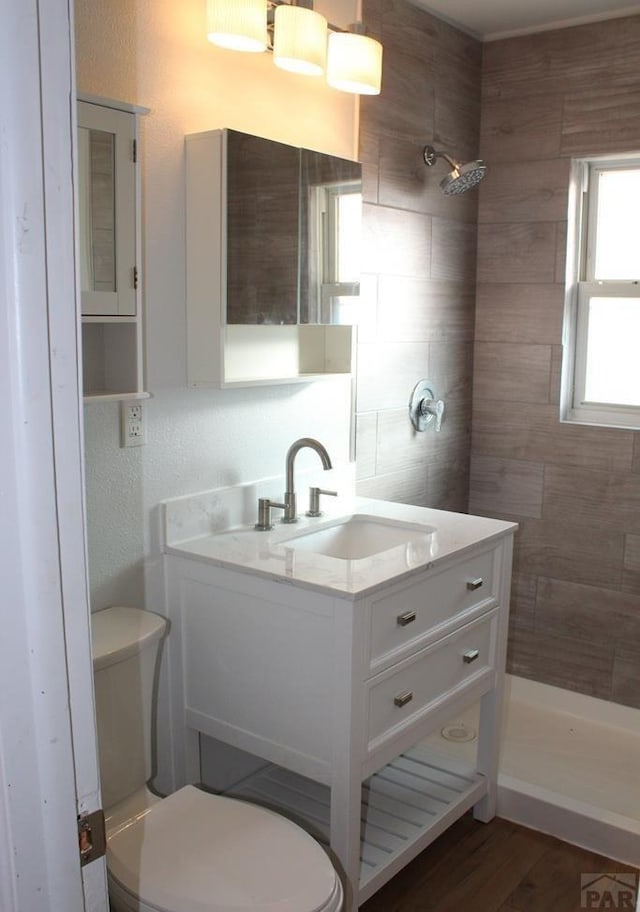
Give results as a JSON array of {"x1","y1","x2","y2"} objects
[{"x1": 278, "y1": 514, "x2": 436, "y2": 561}]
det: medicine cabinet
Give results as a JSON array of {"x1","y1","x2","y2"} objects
[
  {"x1": 78, "y1": 95, "x2": 149, "y2": 401},
  {"x1": 186, "y1": 129, "x2": 361, "y2": 387}
]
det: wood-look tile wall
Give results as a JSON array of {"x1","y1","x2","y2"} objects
[
  {"x1": 357, "y1": 0, "x2": 482, "y2": 512},
  {"x1": 471, "y1": 15, "x2": 640, "y2": 708}
]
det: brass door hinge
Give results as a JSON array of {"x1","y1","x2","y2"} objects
[{"x1": 78, "y1": 809, "x2": 106, "y2": 867}]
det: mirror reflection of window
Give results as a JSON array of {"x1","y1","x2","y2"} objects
[
  {"x1": 299, "y1": 149, "x2": 361, "y2": 325},
  {"x1": 79, "y1": 127, "x2": 116, "y2": 293},
  {"x1": 318, "y1": 182, "x2": 362, "y2": 325}
]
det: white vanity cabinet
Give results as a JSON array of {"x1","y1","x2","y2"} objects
[{"x1": 165, "y1": 521, "x2": 514, "y2": 910}]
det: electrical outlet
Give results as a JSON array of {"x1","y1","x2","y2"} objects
[{"x1": 120, "y1": 401, "x2": 147, "y2": 448}]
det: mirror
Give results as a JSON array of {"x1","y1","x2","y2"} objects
[
  {"x1": 225, "y1": 130, "x2": 362, "y2": 327},
  {"x1": 78, "y1": 126, "x2": 117, "y2": 294},
  {"x1": 77, "y1": 100, "x2": 137, "y2": 318}
]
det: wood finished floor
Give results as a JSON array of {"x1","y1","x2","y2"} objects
[{"x1": 360, "y1": 814, "x2": 639, "y2": 912}]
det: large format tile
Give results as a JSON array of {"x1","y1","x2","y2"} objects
[
  {"x1": 427, "y1": 458, "x2": 470, "y2": 512},
  {"x1": 428, "y1": 341, "x2": 474, "y2": 400},
  {"x1": 356, "y1": 341, "x2": 430, "y2": 412},
  {"x1": 507, "y1": 627, "x2": 613, "y2": 701},
  {"x1": 623, "y1": 534, "x2": 640, "y2": 595},
  {"x1": 362, "y1": 203, "x2": 432, "y2": 278},
  {"x1": 534, "y1": 577, "x2": 640, "y2": 647},
  {"x1": 476, "y1": 222, "x2": 557, "y2": 284},
  {"x1": 633, "y1": 436, "x2": 640, "y2": 474},
  {"x1": 471, "y1": 400, "x2": 635, "y2": 472},
  {"x1": 561, "y1": 87, "x2": 640, "y2": 156},
  {"x1": 378, "y1": 277, "x2": 475, "y2": 343},
  {"x1": 474, "y1": 283, "x2": 564, "y2": 345},
  {"x1": 358, "y1": 0, "x2": 480, "y2": 563},
  {"x1": 469, "y1": 454, "x2": 544, "y2": 518},
  {"x1": 611, "y1": 643, "x2": 640, "y2": 709},
  {"x1": 374, "y1": 408, "x2": 433, "y2": 475},
  {"x1": 431, "y1": 218, "x2": 477, "y2": 283},
  {"x1": 482, "y1": 16, "x2": 640, "y2": 101},
  {"x1": 509, "y1": 572, "x2": 537, "y2": 633},
  {"x1": 543, "y1": 465, "x2": 640, "y2": 535},
  {"x1": 478, "y1": 159, "x2": 570, "y2": 224},
  {"x1": 480, "y1": 95, "x2": 563, "y2": 162},
  {"x1": 512, "y1": 519, "x2": 624, "y2": 589},
  {"x1": 355, "y1": 413, "x2": 377, "y2": 480},
  {"x1": 378, "y1": 132, "x2": 478, "y2": 222},
  {"x1": 355, "y1": 468, "x2": 427, "y2": 506},
  {"x1": 473, "y1": 342, "x2": 551, "y2": 404},
  {"x1": 376, "y1": 398, "x2": 471, "y2": 476},
  {"x1": 548, "y1": 344, "x2": 564, "y2": 405},
  {"x1": 473, "y1": 12, "x2": 640, "y2": 706}
]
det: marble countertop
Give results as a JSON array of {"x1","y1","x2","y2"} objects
[{"x1": 164, "y1": 495, "x2": 516, "y2": 597}]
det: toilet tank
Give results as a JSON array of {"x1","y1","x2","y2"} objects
[{"x1": 91, "y1": 607, "x2": 167, "y2": 810}]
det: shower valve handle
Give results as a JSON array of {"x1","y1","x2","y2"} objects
[
  {"x1": 409, "y1": 380, "x2": 445, "y2": 432},
  {"x1": 420, "y1": 398, "x2": 444, "y2": 432}
]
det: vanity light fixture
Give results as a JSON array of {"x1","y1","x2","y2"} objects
[
  {"x1": 205, "y1": 0, "x2": 383, "y2": 96},
  {"x1": 327, "y1": 28, "x2": 383, "y2": 96},
  {"x1": 206, "y1": 0, "x2": 268, "y2": 52},
  {"x1": 273, "y1": 4, "x2": 327, "y2": 75}
]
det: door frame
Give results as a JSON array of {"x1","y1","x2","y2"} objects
[{"x1": 0, "y1": 1, "x2": 108, "y2": 909}]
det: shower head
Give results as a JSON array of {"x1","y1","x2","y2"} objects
[{"x1": 423, "y1": 145, "x2": 486, "y2": 196}]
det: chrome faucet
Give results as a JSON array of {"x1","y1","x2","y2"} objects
[{"x1": 283, "y1": 437, "x2": 332, "y2": 523}]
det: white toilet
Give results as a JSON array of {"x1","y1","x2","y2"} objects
[{"x1": 91, "y1": 606, "x2": 344, "y2": 912}]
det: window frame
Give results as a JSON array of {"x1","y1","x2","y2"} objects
[{"x1": 561, "y1": 154, "x2": 640, "y2": 429}]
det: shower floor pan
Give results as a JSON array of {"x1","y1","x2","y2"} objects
[{"x1": 422, "y1": 674, "x2": 640, "y2": 867}]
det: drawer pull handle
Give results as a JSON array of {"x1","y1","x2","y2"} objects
[
  {"x1": 463, "y1": 649, "x2": 480, "y2": 664},
  {"x1": 393, "y1": 691, "x2": 414, "y2": 708},
  {"x1": 466, "y1": 578, "x2": 483, "y2": 591},
  {"x1": 397, "y1": 610, "x2": 416, "y2": 627}
]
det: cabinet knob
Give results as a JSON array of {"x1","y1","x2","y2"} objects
[
  {"x1": 466, "y1": 578, "x2": 483, "y2": 591},
  {"x1": 397, "y1": 610, "x2": 416, "y2": 627},
  {"x1": 463, "y1": 649, "x2": 479, "y2": 664},
  {"x1": 393, "y1": 691, "x2": 414, "y2": 708}
]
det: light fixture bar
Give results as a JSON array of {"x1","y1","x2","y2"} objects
[{"x1": 207, "y1": 0, "x2": 383, "y2": 95}]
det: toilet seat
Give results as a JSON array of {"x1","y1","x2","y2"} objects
[{"x1": 107, "y1": 785, "x2": 343, "y2": 912}]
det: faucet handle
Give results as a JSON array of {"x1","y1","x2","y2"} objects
[
  {"x1": 255, "y1": 497, "x2": 287, "y2": 531},
  {"x1": 306, "y1": 487, "x2": 338, "y2": 517}
]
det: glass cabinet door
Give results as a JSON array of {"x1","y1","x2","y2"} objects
[{"x1": 78, "y1": 101, "x2": 136, "y2": 316}]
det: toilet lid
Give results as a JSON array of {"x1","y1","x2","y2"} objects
[{"x1": 107, "y1": 786, "x2": 340, "y2": 912}]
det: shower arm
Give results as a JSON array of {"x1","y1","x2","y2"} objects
[{"x1": 423, "y1": 145, "x2": 460, "y2": 171}]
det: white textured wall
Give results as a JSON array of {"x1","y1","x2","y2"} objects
[{"x1": 77, "y1": 0, "x2": 358, "y2": 615}]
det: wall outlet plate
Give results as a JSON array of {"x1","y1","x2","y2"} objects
[{"x1": 120, "y1": 401, "x2": 147, "y2": 447}]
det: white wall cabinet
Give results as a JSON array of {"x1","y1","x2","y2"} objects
[
  {"x1": 78, "y1": 96, "x2": 148, "y2": 401},
  {"x1": 165, "y1": 531, "x2": 514, "y2": 910}
]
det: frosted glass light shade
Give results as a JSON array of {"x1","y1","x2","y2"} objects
[
  {"x1": 273, "y1": 5, "x2": 327, "y2": 76},
  {"x1": 206, "y1": 0, "x2": 268, "y2": 53},
  {"x1": 327, "y1": 32, "x2": 383, "y2": 95}
]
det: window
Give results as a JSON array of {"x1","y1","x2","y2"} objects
[{"x1": 562, "y1": 156, "x2": 640, "y2": 428}]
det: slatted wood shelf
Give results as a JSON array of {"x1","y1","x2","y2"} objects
[{"x1": 227, "y1": 743, "x2": 486, "y2": 903}]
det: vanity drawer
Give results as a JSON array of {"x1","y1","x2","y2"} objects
[
  {"x1": 369, "y1": 548, "x2": 496, "y2": 670},
  {"x1": 367, "y1": 609, "x2": 497, "y2": 750}
]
